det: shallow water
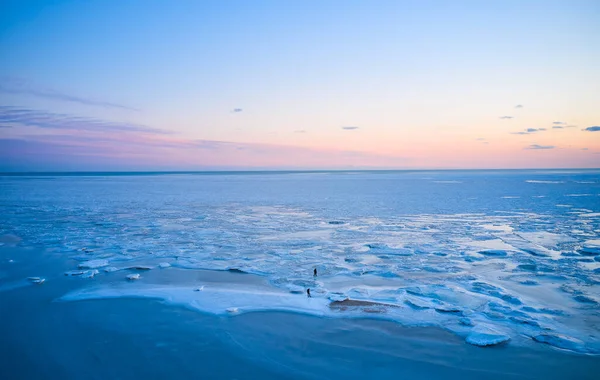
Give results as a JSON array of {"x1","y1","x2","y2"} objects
[{"x1": 1, "y1": 170, "x2": 599, "y2": 355}]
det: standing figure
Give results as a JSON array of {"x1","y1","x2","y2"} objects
[
  {"x1": 307, "y1": 288, "x2": 311, "y2": 297},
  {"x1": 314, "y1": 268, "x2": 317, "y2": 277}
]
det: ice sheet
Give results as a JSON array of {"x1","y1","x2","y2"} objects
[{"x1": 2, "y1": 170, "x2": 599, "y2": 354}]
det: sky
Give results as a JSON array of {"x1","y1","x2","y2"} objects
[{"x1": 0, "y1": 0, "x2": 599, "y2": 171}]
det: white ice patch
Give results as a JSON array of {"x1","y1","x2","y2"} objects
[
  {"x1": 65, "y1": 269, "x2": 99, "y2": 278},
  {"x1": 78, "y1": 259, "x2": 109, "y2": 269},
  {"x1": 60, "y1": 284, "x2": 331, "y2": 317},
  {"x1": 580, "y1": 213, "x2": 600, "y2": 218},
  {"x1": 480, "y1": 224, "x2": 513, "y2": 233},
  {"x1": 460, "y1": 238, "x2": 515, "y2": 251},
  {"x1": 517, "y1": 232, "x2": 575, "y2": 249},
  {"x1": 81, "y1": 269, "x2": 99, "y2": 278},
  {"x1": 580, "y1": 240, "x2": 600, "y2": 256},
  {"x1": 466, "y1": 331, "x2": 510, "y2": 347},
  {"x1": 65, "y1": 270, "x2": 85, "y2": 276}
]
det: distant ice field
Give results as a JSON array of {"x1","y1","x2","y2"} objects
[{"x1": 1, "y1": 170, "x2": 599, "y2": 353}]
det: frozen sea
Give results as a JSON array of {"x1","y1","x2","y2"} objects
[{"x1": 1, "y1": 169, "x2": 600, "y2": 378}]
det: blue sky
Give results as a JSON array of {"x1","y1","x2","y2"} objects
[{"x1": 1, "y1": 0, "x2": 599, "y2": 170}]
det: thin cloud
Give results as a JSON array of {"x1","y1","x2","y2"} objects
[
  {"x1": 232, "y1": 108, "x2": 243, "y2": 113},
  {"x1": 515, "y1": 104, "x2": 523, "y2": 108},
  {"x1": 294, "y1": 130, "x2": 306, "y2": 133},
  {"x1": 0, "y1": 106, "x2": 170, "y2": 134},
  {"x1": 341, "y1": 126, "x2": 359, "y2": 130},
  {"x1": 475, "y1": 138, "x2": 486, "y2": 141},
  {"x1": 552, "y1": 121, "x2": 565, "y2": 125},
  {"x1": 0, "y1": 77, "x2": 137, "y2": 111},
  {"x1": 512, "y1": 128, "x2": 547, "y2": 135},
  {"x1": 0, "y1": 135, "x2": 410, "y2": 170},
  {"x1": 525, "y1": 144, "x2": 555, "y2": 150},
  {"x1": 582, "y1": 148, "x2": 589, "y2": 151},
  {"x1": 583, "y1": 126, "x2": 600, "y2": 132},
  {"x1": 190, "y1": 140, "x2": 239, "y2": 150},
  {"x1": 499, "y1": 116, "x2": 513, "y2": 119},
  {"x1": 553, "y1": 125, "x2": 576, "y2": 129}
]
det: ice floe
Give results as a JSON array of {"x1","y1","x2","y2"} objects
[
  {"x1": 65, "y1": 269, "x2": 99, "y2": 278},
  {"x1": 465, "y1": 332, "x2": 510, "y2": 347},
  {"x1": 81, "y1": 269, "x2": 99, "y2": 279},
  {"x1": 78, "y1": 259, "x2": 109, "y2": 269},
  {"x1": 532, "y1": 334, "x2": 586, "y2": 352}
]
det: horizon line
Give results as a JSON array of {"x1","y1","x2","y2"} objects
[{"x1": 1, "y1": 167, "x2": 599, "y2": 176}]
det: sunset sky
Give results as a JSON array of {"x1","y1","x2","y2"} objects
[{"x1": 1, "y1": 0, "x2": 599, "y2": 170}]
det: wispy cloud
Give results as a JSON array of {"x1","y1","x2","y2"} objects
[
  {"x1": 525, "y1": 144, "x2": 555, "y2": 150},
  {"x1": 475, "y1": 138, "x2": 486, "y2": 141},
  {"x1": 499, "y1": 116, "x2": 513, "y2": 119},
  {"x1": 294, "y1": 130, "x2": 306, "y2": 133},
  {"x1": 231, "y1": 108, "x2": 243, "y2": 113},
  {"x1": 0, "y1": 134, "x2": 409, "y2": 170},
  {"x1": 515, "y1": 104, "x2": 523, "y2": 108},
  {"x1": 511, "y1": 128, "x2": 547, "y2": 135},
  {"x1": 552, "y1": 125, "x2": 576, "y2": 129},
  {"x1": 0, "y1": 106, "x2": 169, "y2": 134},
  {"x1": 552, "y1": 121, "x2": 565, "y2": 125},
  {"x1": 583, "y1": 126, "x2": 600, "y2": 132},
  {"x1": 0, "y1": 77, "x2": 137, "y2": 111},
  {"x1": 0, "y1": 106, "x2": 409, "y2": 170},
  {"x1": 341, "y1": 126, "x2": 359, "y2": 130}
]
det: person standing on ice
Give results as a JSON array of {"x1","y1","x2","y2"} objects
[
  {"x1": 314, "y1": 268, "x2": 317, "y2": 276},
  {"x1": 307, "y1": 288, "x2": 311, "y2": 297}
]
